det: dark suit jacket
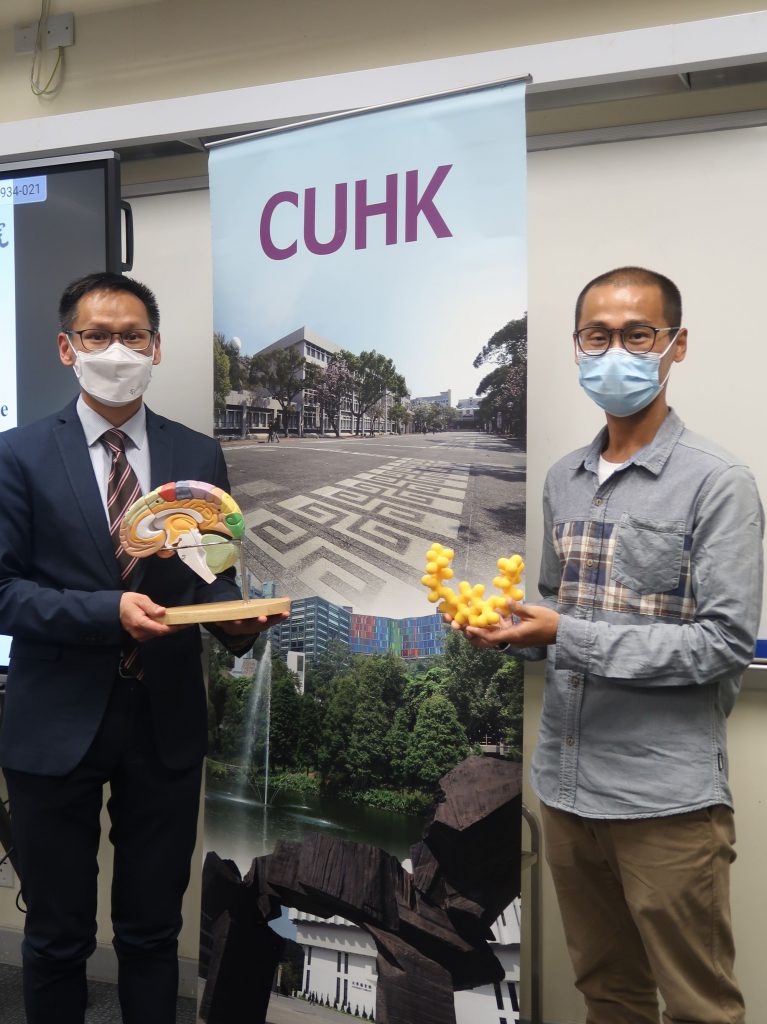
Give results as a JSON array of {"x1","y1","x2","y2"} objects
[{"x1": 0, "y1": 399, "x2": 244, "y2": 776}]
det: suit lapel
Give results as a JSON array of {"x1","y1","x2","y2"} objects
[
  {"x1": 54, "y1": 401, "x2": 123, "y2": 586},
  {"x1": 146, "y1": 406, "x2": 173, "y2": 489}
]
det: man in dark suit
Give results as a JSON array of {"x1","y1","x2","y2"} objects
[{"x1": 0, "y1": 272, "x2": 283, "y2": 1024}]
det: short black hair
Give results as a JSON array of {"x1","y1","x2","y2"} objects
[
  {"x1": 575, "y1": 266, "x2": 682, "y2": 329},
  {"x1": 58, "y1": 272, "x2": 160, "y2": 332}
]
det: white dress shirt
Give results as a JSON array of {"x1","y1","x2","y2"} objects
[{"x1": 76, "y1": 395, "x2": 152, "y2": 521}]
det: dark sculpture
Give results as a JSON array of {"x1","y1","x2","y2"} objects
[
  {"x1": 200, "y1": 755, "x2": 523, "y2": 1023},
  {"x1": 198, "y1": 855, "x2": 285, "y2": 1023}
]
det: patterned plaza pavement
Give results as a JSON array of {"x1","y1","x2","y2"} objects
[{"x1": 223, "y1": 431, "x2": 526, "y2": 619}]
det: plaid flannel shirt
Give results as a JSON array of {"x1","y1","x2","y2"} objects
[{"x1": 529, "y1": 409, "x2": 764, "y2": 818}]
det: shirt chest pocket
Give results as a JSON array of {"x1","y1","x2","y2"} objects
[{"x1": 611, "y1": 514, "x2": 687, "y2": 594}]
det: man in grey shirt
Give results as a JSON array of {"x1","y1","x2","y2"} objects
[{"x1": 455, "y1": 267, "x2": 764, "y2": 1023}]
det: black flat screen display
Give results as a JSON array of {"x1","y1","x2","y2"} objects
[{"x1": 0, "y1": 152, "x2": 122, "y2": 672}]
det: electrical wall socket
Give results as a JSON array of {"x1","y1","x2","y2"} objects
[
  {"x1": 14, "y1": 13, "x2": 74, "y2": 54},
  {"x1": 46, "y1": 13, "x2": 74, "y2": 49},
  {"x1": 0, "y1": 856, "x2": 15, "y2": 888}
]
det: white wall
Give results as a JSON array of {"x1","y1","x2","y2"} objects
[
  {"x1": 524, "y1": 126, "x2": 767, "y2": 1022},
  {"x1": 527, "y1": 126, "x2": 767, "y2": 640},
  {"x1": 130, "y1": 188, "x2": 213, "y2": 435}
]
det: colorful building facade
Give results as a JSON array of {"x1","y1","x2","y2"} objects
[
  {"x1": 271, "y1": 596, "x2": 447, "y2": 662},
  {"x1": 350, "y1": 612, "x2": 446, "y2": 659}
]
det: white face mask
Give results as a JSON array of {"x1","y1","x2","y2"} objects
[{"x1": 70, "y1": 342, "x2": 154, "y2": 407}]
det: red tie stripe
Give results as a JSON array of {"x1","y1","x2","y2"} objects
[
  {"x1": 100, "y1": 428, "x2": 144, "y2": 678},
  {"x1": 100, "y1": 429, "x2": 141, "y2": 581}
]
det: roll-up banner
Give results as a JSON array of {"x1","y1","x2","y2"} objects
[{"x1": 204, "y1": 79, "x2": 528, "y2": 1024}]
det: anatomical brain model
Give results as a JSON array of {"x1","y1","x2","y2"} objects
[{"x1": 119, "y1": 480, "x2": 245, "y2": 584}]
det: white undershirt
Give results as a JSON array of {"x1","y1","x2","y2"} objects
[
  {"x1": 76, "y1": 395, "x2": 151, "y2": 520},
  {"x1": 597, "y1": 454, "x2": 627, "y2": 486}
]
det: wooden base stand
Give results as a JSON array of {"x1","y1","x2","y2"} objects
[{"x1": 161, "y1": 597, "x2": 291, "y2": 626}]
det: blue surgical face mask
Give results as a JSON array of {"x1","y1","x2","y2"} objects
[{"x1": 577, "y1": 335, "x2": 678, "y2": 417}]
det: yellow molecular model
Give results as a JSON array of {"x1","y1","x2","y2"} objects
[{"x1": 421, "y1": 543, "x2": 525, "y2": 628}]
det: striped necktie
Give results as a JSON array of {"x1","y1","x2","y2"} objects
[
  {"x1": 100, "y1": 428, "x2": 141, "y2": 582},
  {"x1": 100, "y1": 428, "x2": 143, "y2": 678}
]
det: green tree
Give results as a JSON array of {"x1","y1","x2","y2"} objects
[
  {"x1": 220, "y1": 335, "x2": 246, "y2": 391},
  {"x1": 487, "y1": 657, "x2": 524, "y2": 760},
  {"x1": 279, "y1": 959, "x2": 301, "y2": 995},
  {"x1": 213, "y1": 334, "x2": 231, "y2": 415},
  {"x1": 440, "y1": 630, "x2": 523, "y2": 748},
  {"x1": 209, "y1": 666, "x2": 255, "y2": 764},
  {"x1": 355, "y1": 652, "x2": 408, "y2": 710},
  {"x1": 473, "y1": 313, "x2": 527, "y2": 439},
  {"x1": 269, "y1": 659, "x2": 302, "y2": 770},
  {"x1": 412, "y1": 403, "x2": 446, "y2": 433},
  {"x1": 388, "y1": 401, "x2": 409, "y2": 434},
  {"x1": 295, "y1": 693, "x2": 323, "y2": 771},
  {"x1": 385, "y1": 707, "x2": 411, "y2": 787},
  {"x1": 404, "y1": 693, "x2": 469, "y2": 787},
  {"x1": 214, "y1": 332, "x2": 249, "y2": 411},
  {"x1": 304, "y1": 639, "x2": 353, "y2": 708},
  {"x1": 344, "y1": 349, "x2": 407, "y2": 435},
  {"x1": 399, "y1": 669, "x2": 447, "y2": 729},
  {"x1": 250, "y1": 347, "x2": 307, "y2": 436},
  {"x1": 424, "y1": 403, "x2": 442, "y2": 431},
  {"x1": 312, "y1": 356, "x2": 355, "y2": 437},
  {"x1": 317, "y1": 674, "x2": 361, "y2": 790},
  {"x1": 345, "y1": 685, "x2": 391, "y2": 789},
  {"x1": 426, "y1": 403, "x2": 460, "y2": 431},
  {"x1": 422, "y1": 402, "x2": 455, "y2": 431},
  {"x1": 207, "y1": 642, "x2": 236, "y2": 754}
]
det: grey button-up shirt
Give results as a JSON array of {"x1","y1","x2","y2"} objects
[{"x1": 529, "y1": 409, "x2": 764, "y2": 818}]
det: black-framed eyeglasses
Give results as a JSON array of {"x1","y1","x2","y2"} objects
[
  {"x1": 65, "y1": 328, "x2": 156, "y2": 353},
  {"x1": 574, "y1": 325, "x2": 680, "y2": 356}
]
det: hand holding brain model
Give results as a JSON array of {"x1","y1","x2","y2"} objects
[{"x1": 421, "y1": 542, "x2": 524, "y2": 627}]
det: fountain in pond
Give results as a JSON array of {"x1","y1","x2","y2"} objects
[{"x1": 237, "y1": 640, "x2": 272, "y2": 805}]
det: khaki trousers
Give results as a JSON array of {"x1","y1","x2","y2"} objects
[{"x1": 540, "y1": 803, "x2": 744, "y2": 1024}]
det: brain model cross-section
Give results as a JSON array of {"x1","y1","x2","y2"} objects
[{"x1": 119, "y1": 480, "x2": 245, "y2": 584}]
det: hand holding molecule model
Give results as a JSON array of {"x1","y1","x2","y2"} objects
[{"x1": 421, "y1": 543, "x2": 524, "y2": 627}]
